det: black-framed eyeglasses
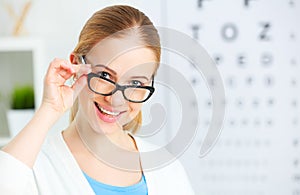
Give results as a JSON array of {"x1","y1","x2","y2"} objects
[{"x1": 81, "y1": 56, "x2": 155, "y2": 103}]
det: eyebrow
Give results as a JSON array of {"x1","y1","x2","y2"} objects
[
  {"x1": 94, "y1": 64, "x2": 117, "y2": 76},
  {"x1": 130, "y1": 76, "x2": 150, "y2": 81},
  {"x1": 94, "y1": 64, "x2": 151, "y2": 81}
]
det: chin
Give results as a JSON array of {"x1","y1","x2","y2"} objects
[{"x1": 92, "y1": 120, "x2": 124, "y2": 135}]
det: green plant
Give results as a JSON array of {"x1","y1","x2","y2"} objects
[{"x1": 11, "y1": 85, "x2": 35, "y2": 109}]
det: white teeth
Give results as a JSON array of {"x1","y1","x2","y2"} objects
[{"x1": 97, "y1": 104, "x2": 120, "y2": 116}]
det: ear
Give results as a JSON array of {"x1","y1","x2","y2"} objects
[
  {"x1": 70, "y1": 53, "x2": 78, "y2": 79},
  {"x1": 70, "y1": 53, "x2": 78, "y2": 64}
]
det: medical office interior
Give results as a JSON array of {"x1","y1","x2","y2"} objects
[{"x1": 0, "y1": 0, "x2": 299, "y2": 194}]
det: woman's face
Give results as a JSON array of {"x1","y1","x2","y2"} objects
[{"x1": 77, "y1": 37, "x2": 157, "y2": 134}]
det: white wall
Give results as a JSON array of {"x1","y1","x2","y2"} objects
[
  {"x1": 1, "y1": 1, "x2": 300, "y2": 194},
  {"x1": 0, "y1": 0, "x2": 162, "y2": 71}
]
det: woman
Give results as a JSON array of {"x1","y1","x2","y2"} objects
[{"x1": 0, "y1": 5, "x2": 194, "y2": 195}]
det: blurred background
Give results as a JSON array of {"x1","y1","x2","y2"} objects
[{"x1": 0, "y1": 0, "x2": 299, "y2": 194}]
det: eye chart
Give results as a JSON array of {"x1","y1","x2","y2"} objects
[{"x1": 157, "y1": 0, "x2": 300, "y2": 194}]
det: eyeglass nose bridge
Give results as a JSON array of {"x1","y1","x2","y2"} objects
[{"x1": 102, "y1": 83, "x2": 131, "y2": 101}]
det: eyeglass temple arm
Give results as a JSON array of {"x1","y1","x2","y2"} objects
[
  {"x1": 80, "y1": 56, "x2": 86, "y2": 64},
  {"x1": 151, "y1": 76, "x2": 155, "y2": 87}
]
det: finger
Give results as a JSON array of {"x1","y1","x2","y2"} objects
[
  {"x1": 45, "y1": 59, "x2": 75, "y2": 84},
  {"x1": 74, "y1": 64, "x2": 91, "y2": 73},
  {"x1": 72, "y1": 64, "x2": 92, "y2": 79},
  {"x1": 48, "y1": 59, "x2": 74, "y2": 76},
  {"x1": 58, "y1": 69, "x2": 74, "y2": 80},
  {"x1": 58, "y1": 61, "x2": 75, "y2": 74},
  {"x1": 72, "y1": 64, "x2": 81, "y2": 73}
]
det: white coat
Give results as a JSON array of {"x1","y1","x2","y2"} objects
[{"x1": 0, "y1": 131, "x2": 195, "y2": 195}]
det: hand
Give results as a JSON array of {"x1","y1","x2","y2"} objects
[{"x1": 41, "y1": 58, "x2": 90, "y2": 115}]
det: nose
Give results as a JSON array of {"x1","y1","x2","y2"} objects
[{"x1": 104, "y1": 90, "x2": 126, "y2": 106}]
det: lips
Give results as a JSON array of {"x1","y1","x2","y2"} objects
[
  {"x1": 95, "y1": 102, "x2": 120, "y2": 116},
  {"x1": 94, "y1": 102, "x2": 125, "y2": 123}
]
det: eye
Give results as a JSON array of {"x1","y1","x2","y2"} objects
[
  {"x1": 130, "y1": 80, "x2": 143, "y2": 86},
  {"x1": 98, "y1": 71, "x2": 111, "y2": 79}
]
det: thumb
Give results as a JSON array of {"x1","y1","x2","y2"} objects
[{"x1": 72, "y1": 74, "x2": 87, "y2": 100}]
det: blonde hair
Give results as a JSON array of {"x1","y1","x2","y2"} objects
[{"x1": 70, "y1": 5, "x2": 161, "y2": 134}]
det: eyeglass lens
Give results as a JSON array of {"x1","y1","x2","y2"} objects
[{"x1": 89, "y1": 76, "x2": 151, "y2": 102}]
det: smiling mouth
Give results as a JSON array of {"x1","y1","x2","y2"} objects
[{"x1": 94, "y1": 102, "x2": 122, "y2": 116}]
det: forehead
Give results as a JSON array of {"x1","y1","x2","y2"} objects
[{"x1": 87, "y1": 37, "x2": 157, "y2": 77}]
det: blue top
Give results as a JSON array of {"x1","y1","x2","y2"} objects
[{"x1": 83, "y1": 172, "x2": 148, "y2": 195}]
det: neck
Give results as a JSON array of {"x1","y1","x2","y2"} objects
[
  {"x1": 72, "y1": 110, "x2": 137, "y2": 149},
  {"x1": 62, "y1": 111, "x2": 141, "y2": 171},
  {"x1": 69, "y1": 121, "x2": 140, "y2": 171}
]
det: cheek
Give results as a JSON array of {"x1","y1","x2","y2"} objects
[
  {"x1": 77, "y1": 86, "x2": 93, "y2": 111},
  {"x1": 118, "y1": 103, "x2": 142, "y2": 126},
  {"x1": 128, "y1": 102, "x2": 142, "y2": 116}
]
